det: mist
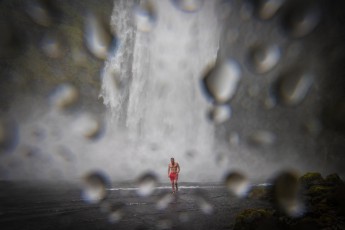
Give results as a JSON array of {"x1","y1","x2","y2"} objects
[{"x1": 1, "y1": 0, "x2": 345, "y2": 184}]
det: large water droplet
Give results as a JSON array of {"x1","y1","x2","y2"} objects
[
  {"x1": 84, "y1": 12, "x2": 113, "y2": 60},
  {"x1": 224, "y1": 171, "x2": 250, "y2": 198},
  {"x1": 108, "y1": 202, "x2": 125, "y2": 223},
  {"x1": 208, "y1": 104, "x2": 232, "y2": 124},
  {"x1": 282, "y1": 1, "x2": 321, "y2": 38},
  {"x1": 156, "y1": 218, "x2": 172, "y2": 230},
  {"x1": 137, "y1": 172, "x2": 158, "y2": 197},
  {"x1": 50, "y1": 83, "x2": 79, "y2": 110},
  {"x1": 194, "y1": 191, "x2": 214, "y2": 215},
  {"x1": 25, "y1": 0, "x2": 53, "y2": 27},
  {"x1": 41, "y1": 32, "x2": 63, "y2": 58},
  {"x1": 240, "y1": 2, "x2": 254, "y2": 21},
  {"x1": 275, "y1": 70, "x2": 314, "y2": 106},
  {"x1": 272, "y1": 171, "x2": 304, "y2": 217},
  {"x1": 171, "y1": 0, "x2": 204, "y2": 13},
  {"x1": 247, "y1": 130, "x2": 276, "y2": 147},
  {"x1": 202, "y1": 59, "x2": 241, "y2": 104},
  {"x1": 81, "y1": 171, "x2": 110, "y2": 204},
  {"x1": 134, "y1": 1, "x2": 156, "y2": 32},
  {"x1": 72, "y1": 114, "x2": 102, "y2": 140},
  {"x1": 247, "y1": 44, "x2": 281, "y2": 74},
  {"x1": 255, "y1": 0, "x2": 285, "y2": 20},
  {"x1": 156, "y1": 192, "x2": 174, "y2": 210}
]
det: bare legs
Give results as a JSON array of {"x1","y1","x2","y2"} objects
[{"x1": 171, "y1": 180, "x2": 178, "y2": 193}]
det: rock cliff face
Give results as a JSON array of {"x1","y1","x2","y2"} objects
[{"x1": 0, "y1": 0, "x2": 114, "y2": 115}]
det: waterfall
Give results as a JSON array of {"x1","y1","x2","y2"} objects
[{"x1": 100, "y1": 0, "x2": 221, "y2": 180}]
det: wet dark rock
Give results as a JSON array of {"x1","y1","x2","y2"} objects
[
  {"x1": 299, "y1": 172, "x2": 324, "y2": 188},
  {"x1": 234, "y1": 172, "x2": 345, "y2": 230}
]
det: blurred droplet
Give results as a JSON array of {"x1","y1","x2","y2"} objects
[
  {"x1": 256, "y1": 0, "x2": 285, "y2": 20},
  {"x1": 224, "y1": 171, "x2": 250, "y2": 198},
  {"x1": 225, "y1": 28, "x2": 239, "y2": 45},
  {"x1": 0, "y1": 118, "x2": 19, "y2": 154},
  {"x1": 171, "y1": 0, "x2": 204, "y2": 13},
  {"x1": 108, "y1": 202, "x2": 125, "y2": 223},
  {"x1": 273, "y1": 171, "x2": 304, "y2": 217},
  {"x1": 156, "y1": 192, "x2": 174, "y2": 210},
  {"x1": 202, "y1": 59, "x2": 241, "y2": 104},
  {"x1": 186, "y1": 150, "x2": 197, "y2": 159},
  {"x1": 41, "y1": 32, "x2": 63, "y2": 58},
  {"x1": 72, "y1": 114, "x2": 102, "y2": 140},
  {"x1": 50, "y1": 83, "x2": 79, "y2": 110},
  {"x1": 194, "y1": 191, "x2": 214, "y2": 215},
  {"x1": 264, "y1": 95, "x2": 277, "y2": 109},
  {"x1": 240, "y1": 2, "x2": 254, "y2": 21},
  {"x1": 228, "y1": 132, "x2": 240, "y2": 146},
  {"x1": 134, "y1": 1, "x2": 156, "y2": 32},
  {"x1": 282, "y1": 1, "x2": 321, "y2": 38},
  {"x1": 276, "y1": 70, "x2": 314, "y2": 106},
  {"x1": 303, "y1": 118, "x2": 322, "y2": 137},
  {"x1": 84, "y1": 12, "x2": 113, "y2": 60},
  {"x1": 25, "y1": 0, "x2": 52, "y2": 27},
  {"x1": 179, "y1": 212, "x2": 189, "y2": 223},
  {"x1": 137, "y1": 172, "x2": 158, "y2": 197},
  {"x1": 247, "y1": 130, "x2": 276, "y2": 146},
  {"x1": 156, "y1": 218, "x2": 172, "y2": 230},
  {"x1": 208, "y1": 104, "x2": 231, "y2": 124},
  {"x1": 57, "y1": 146, "x2": 74, "y2": 162},
  {"x1": 247, "y1": 44, "x2": 281, "y2": 74},
  {"x1": 81, "y1": 171, "x2": 110, "y2": 204}
]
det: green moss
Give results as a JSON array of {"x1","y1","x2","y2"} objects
[
  {"x1": 325, "y1": 173, "x2": 344, "y2": 186},
  {"x1": 300, "y1": 172, "x2": 324, "y2": 188}
]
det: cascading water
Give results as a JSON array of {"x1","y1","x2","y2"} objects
[{"x1": 100, "y1": 0, "x2": 221, "y2": 181}]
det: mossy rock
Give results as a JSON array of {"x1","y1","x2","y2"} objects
[
  {"x1": 248, "y1": 186, "x2": 271, "y2": 200},
  {"x1": 325, "y1": 173, "x2": 344, "y2": 186},
  {"x1": 299, "y1": 172, "x2": 324, "y2": 188},
  {"x1": 234, "y1": 208, "x2": 277, "y2": 230}
]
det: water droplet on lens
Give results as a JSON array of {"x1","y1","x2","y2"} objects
[
  {"x1": 171, "y1": 0, "x2": 204, "y2": 13},
  {"x1": 303, "y1": 118, "x2": 322, "y2": 137},
  {"x1": 108, "y1": 202, "x2": 125, "y2": 223},
  {"x1": 41, "y1": 32, "x2": 63, "y2": 58},
  {"x1": 282, "y1": 1, "x2": 321, "y2": 38},
  {"x1": 156, "y1": 192, "x2": 174, "y2": 210},
  {"x1": 272, "y1": 171, "x2": 304, "y2": 217},
  {"x1": 228, "y1": 132, "x2": 240, "y2": 146},
  {"x1": 240, "y1": 3, "x2": 254, "y2": 21},
  {"x1": 194, "y1": 191, "x2": 214, "y2": 215},
  {"x1": 202, "y1": 59, "x2": 241, "y2": 104},
  {"x1": 256, "y1": 0, "x2": 285, "y2": 20},
  {"x1": 225, "y1": 28, "x2": 239, "y2": 45},
  {"x1": 81, "y1": 171, "x2": 110, "y2": 204},
  {"x1": 179, "y1": 212, "x2": 189, "y2": 222},
  {"x1": 209, "y1": 104, "x2": 231, "y2": 124},
  {"x1": 50, "y1": 83, "x2": 79, "y2": 110},
  {"x1": 26, "y1": 0, "x2": 52, "y2": 27},
  {"x1": 134, "y1": 1, "x2": 156, "y2": 32},
  {"x1": 73, "y1": 114, "x2": 102, "y2": 140},
  {"x1": 247, "y1": 130, "x2": 276, "y2": 146},
  {"x1": 275, "y1": 69, "x2": 314, "y2": 106},
  {"x1": 156, "y1": 218, "x2": 172, "y2": 230},
  {"x1": 137, "y1": 172, "x2": 158, "y2": 197},
  {"x1": 84, "y1": 12, "x2": 113, "y2": 60},
  {"x1": 247, "y1": 44, "x2": 281, "y2": 74},
  {"x1": 224, "y1": 171, "x2": 250, "y2": 198}
]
